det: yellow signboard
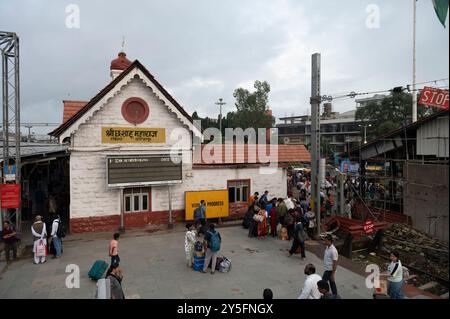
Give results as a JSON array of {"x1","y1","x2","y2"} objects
[
  {"x1": 185, "y1": 190, "x2": 229, "y2": 221},
  {"x1": 102, "y1": 127, "x2": 166, "y2": 144}
]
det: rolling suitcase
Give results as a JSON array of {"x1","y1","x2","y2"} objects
[{"x1": 88, "y1": 260, "x2": 108, "y2": 280}]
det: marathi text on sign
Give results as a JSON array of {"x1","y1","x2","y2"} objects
[{"x1": 101, "y1": 127, "x2": 166, "y2": 144}]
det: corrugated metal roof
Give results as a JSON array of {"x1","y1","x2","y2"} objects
[{"x1": 0, "y1": 142, "x2": 68, "y2": 162}]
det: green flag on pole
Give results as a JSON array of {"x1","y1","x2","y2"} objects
[{"x1": 432, "y1": 0, "x2": 449, "y2": 27}]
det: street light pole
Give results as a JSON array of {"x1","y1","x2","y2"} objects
[
  {"x1": 359, "y1": 123, "x2": 372, "y2": 144},
  {"x1": 215, "y1": 98, "x2": 226, "y2": 141}
]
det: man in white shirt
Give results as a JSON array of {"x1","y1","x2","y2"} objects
[
  {"x1": 284, "y1": 196, "x2": 295, "y2": 211},
  {"x1": 323, "y1": 234, "x2": 338, "y2": 295},
  {"x1": 298, "y1": 264, "x2": 322, "y2": 299}
]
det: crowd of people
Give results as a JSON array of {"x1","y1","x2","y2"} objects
[{"x1": 242, "y1": 185, "x2": 320, "y2": 245}]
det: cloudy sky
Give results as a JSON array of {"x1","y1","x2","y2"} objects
[{"x1": 0, "y1": 0, "x2": 449, "y2": 135}]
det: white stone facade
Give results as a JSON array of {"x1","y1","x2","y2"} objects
[{"x1": 67, "y1": 69, "x2": 288, "y2": 223}]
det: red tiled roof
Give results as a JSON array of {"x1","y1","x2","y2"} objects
[
  {"x1": 62, "y1": 100, "x2": 88, "y2": 124},
  {"x1": 193, "y1": 144, "x2": 310, "y2": 165}
]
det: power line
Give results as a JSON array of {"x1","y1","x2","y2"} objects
[{"x1": 323, "y1": 77, "x2": 449, "y2": 102}]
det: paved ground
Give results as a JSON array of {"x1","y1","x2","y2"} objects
[{"x1": 0, "y1": 225, "x2": 374, "y2": 299}]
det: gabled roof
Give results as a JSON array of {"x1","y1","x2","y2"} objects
[
  {"x1": 193, "y1": 144, "x2": 311, "y2": 166},
  {"x1": 50, "y1": 60, "x2": 194, "y2": 138}
]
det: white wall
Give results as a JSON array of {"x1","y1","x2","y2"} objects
[
  {"x1": 151, "y1": 167, "x2": 287, "y2": 212},
  {"x1": 68, "y1": 77, "x2": 288, "y2": 219},
  {"x1": 73, "y1": 78, "x2": 191, "y2": 149},
  {"x1": 70, "y1": 78, "x2": 192, "y2": 218}
]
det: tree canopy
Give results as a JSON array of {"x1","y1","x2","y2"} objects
[
  {"x1": 232, "y1": 80, "x2": 274, "y2": 130},
  {"x1": 191, "y1": 80, "x2": 275, "y2": 141},
  {"x1": 355, "y1": 92, "x2": 435, "y2": 141}
]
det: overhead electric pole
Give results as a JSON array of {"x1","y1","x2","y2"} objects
[
  {"x1": 310, "y1": 53, "x2": 321, "y2": 237},
  {"x1": 215, "y1": 98, "x2": 226, "y2": 140},
  {"x1": 412, "y1": 0, "x2": 417, "y2": 123}
]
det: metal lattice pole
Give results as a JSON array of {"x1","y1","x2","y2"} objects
[{"x1": 1, "y1": 31, "x2": 21, "y2": 231}]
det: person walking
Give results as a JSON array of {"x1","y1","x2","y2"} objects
[
  {"x1": 194, "y1": 200, "x2": 207, "y2": 234},
  {"x1": 288, "y1": 221, "x2": 307, "y2": 260},
  {"x1": 298, "y1": 264, "x2": 322, "y2": 299},
  {"x1": 106, "y1": 263, "x2": 125, "y2": 299},
  {"x1": 109, "y1": 233, "x2": 120, "y2": 266},
  {"x1": 387, "y1": 251, "x2": 405, "y2": 299},
  {"x1": 31, "y1": 216, "x2": 47, "y2": 264},
  {"x1": 50, "y1": 214, "x2": 62, "y2": 258},
  {"x1": 322, "y1": 234, "x2": 338, "y2": 295},
  {"x1": 285, "y1": 209, "x2": 295, "y2": 240},
  {"x1": 2, "y1": 221, "x2": 18, "y2": 263},
  {"x1": 202, "y1": 224, "x2": 221, "y2": 275},
  {"x1": 184, "y1": 223, "x2": 197, "y2": 268}
]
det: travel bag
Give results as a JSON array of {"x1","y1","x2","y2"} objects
[{"x1": 88, "y1": 260, "x2": 109, "y2": 280}]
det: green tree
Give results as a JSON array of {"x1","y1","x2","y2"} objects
[
  {"x1": 355, "y1": 92, "x2": 435, "y2": 141},
  {"x1": 232, "y1": 80, "x2": 275, "y2": 131}
]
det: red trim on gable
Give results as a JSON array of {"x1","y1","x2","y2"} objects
[{"x1": 50, "y1": 60, "x2": 193, "y2": 138}]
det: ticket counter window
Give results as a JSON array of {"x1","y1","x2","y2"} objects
[{"x1": 124, "y1": 187, "x2": 150, "y2": 212}]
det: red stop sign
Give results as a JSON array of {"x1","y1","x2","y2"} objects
[
  {"x1": 364, "y1": 220, "x2": 375, "y2": 234},
  {"x1": 419, "y1": 87, "x2": 449, "y2": 110}
]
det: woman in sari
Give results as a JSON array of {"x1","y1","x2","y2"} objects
[{"x1": 257, "y1": 204, "x2": 268, "y2": 238}]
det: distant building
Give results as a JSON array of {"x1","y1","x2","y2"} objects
[
  {"x1": 355, "y1": 94, "x2": 388, "y2": 108},
  {"x1": 276, "y1": 104, "x2": 362, "y2": 154}
]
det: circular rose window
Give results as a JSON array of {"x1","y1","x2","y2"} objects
[{"x1": 121, "y1": 97, "x2": 149, "y2": 125}]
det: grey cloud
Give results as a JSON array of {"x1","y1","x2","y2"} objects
[{"x1": 0, "y1": 0, "x2": 448, "y2": 136}]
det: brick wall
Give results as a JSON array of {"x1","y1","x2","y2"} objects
[
  {"x1": 228, "y1": 202, "x2": 249, "y2": 219},
  {"x1": 70, "y1": 210, "x2": 185, "y2": 233}
]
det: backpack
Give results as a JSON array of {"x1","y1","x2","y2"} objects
[
  {"x1": 56, "y1": 220, "x2": 66, "y2": 238},
  {"x1": 208, "y1": 231, "x2": 221, "y2": 252},
  {"x1": 194, "y1": 207, "x2": 202, "y2": 220}
]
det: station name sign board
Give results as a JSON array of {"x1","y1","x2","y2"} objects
[
  {"x1": 102, "y1": 127, "x2": 166, "y2": 144},
  {"x1": 107, "y1": 155, "x2": 182, "y2": 187}
]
